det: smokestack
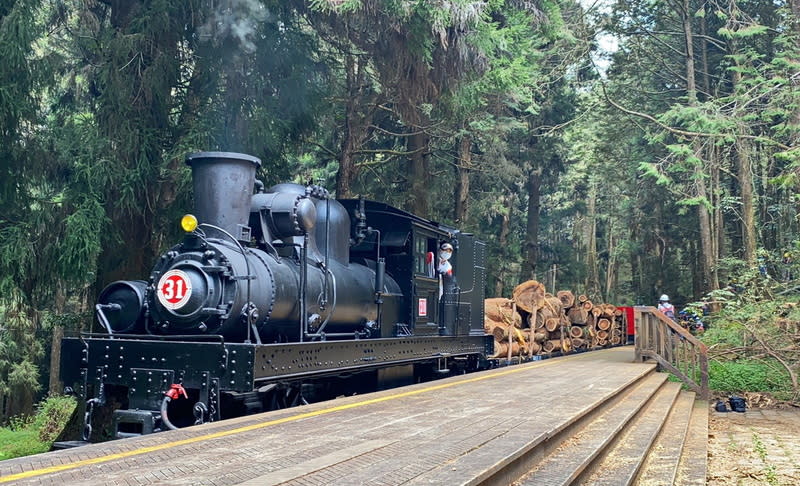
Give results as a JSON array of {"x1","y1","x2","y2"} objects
[{"x1": 185, "y1": 152, "x2": 261, "y2": 241}]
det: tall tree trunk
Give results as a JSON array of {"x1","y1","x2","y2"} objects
[
  {"x1": 407, "y1": 129, "x2": 430, "y2": 217},
  {"x1": 336, "y1": 55, "x2": 374, "y2": 198},
  {"x1": 728, "y1": 4, "x2": 756, "y2": 267},
  {"x1": 681, "y1": 0, "x2": 719, "y2": 292},
  {"x1": 695, "y1": 166, "x2": 718, "y2": 291},
  {"x1": 690, "y1": 239, "x2": 703, "y2": 297},
  {"x1": 454, "y1": 135, "x2": 471, "y2": 224},
  {"x1": 699, "y1": 4, "x2": 711, "y2": 100},
  {"x1": 585, "y1": 180, "x2": 601, "y2": 297},
  {"x1": 604, "y1": 219, "x2": 616, "y2": 302},
  {"x1": 735, "y1": 138, "x2": 756, "y2": 265},
  {"x1": 494, "y1": 194, "x2": 513, "y2": 297},
  {"x1": 789, "y1": 0, "x2": 800, "y2": 146},
  {"x1": 704, "y1": 13, "x2": 726, "y2": 276},
  {"x1": 49, "y1": 281, "x2": 66, "y2": 395},
  {"x1": 524, "y1": 167, "x2": 542, "y2": 280},
  {"x1": 681, "y1": 0, "x2": 698, "y2": 103},
  {"x1": 630, "y1": 222, "x2": 643, "y2": 303},
  {"x1": 337, "y1": 143, "x2": 357, "y2": 198},
  {"x1": 727, "y1": 8, "x2": 757, "y2": 266},
  {"x1": 710, "y1": 146, "x2": 724, "y2": 262}
]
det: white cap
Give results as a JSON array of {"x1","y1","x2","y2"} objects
[{"x1": 659, "y1": 294, "x2": 669, "y2": 302}]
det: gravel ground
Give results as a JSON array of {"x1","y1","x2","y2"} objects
[{"x1": 707, "y1": 404, "x2": 800, "y2": 486}]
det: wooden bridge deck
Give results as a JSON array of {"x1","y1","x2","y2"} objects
[{"x1": 0, "y1": 347, "x2": 707, "y2": 485}]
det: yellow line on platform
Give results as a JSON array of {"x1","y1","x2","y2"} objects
[{"x1": 1, "y1": 351, "x2": 596, "y2": 483}]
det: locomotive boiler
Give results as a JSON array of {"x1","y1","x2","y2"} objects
[{"x1": 59, "y1": 152, "x2": 491, "y2": 441}]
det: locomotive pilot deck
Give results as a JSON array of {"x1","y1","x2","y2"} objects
[{"x1": 0, "y1": 347, "x2": 694, "y2": 486}]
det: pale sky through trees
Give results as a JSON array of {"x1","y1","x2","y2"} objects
[{"x1": 581, "y1": 0, "x2": 619, "y2": 74}]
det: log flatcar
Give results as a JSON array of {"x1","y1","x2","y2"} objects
[{"x1": 59, "y1": 152, "x2": 491, "y2": 441}]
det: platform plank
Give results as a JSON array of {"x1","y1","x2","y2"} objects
[
  {"x1": 636, "y1": 390, "x2": 696, "y2": 485},
  {"x1": 516, "y1": 372, "x2": 668, "y2": 486},
  {"x1": 674, "y1": 397, "x2": 709, "y2": 485},
  {"x1": 0, "y1": 347, "x2": 655, "y2": 486},
  {"x1": 577, "y1": 381, "x2": 682, "y2": 485}
]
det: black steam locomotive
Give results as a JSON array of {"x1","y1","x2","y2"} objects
[{"x1": 60, "y1": 152, "x2": 491, "y2": 440}]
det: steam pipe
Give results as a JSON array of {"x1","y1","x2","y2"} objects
[
  {"x1": 373, "y1": 229, "x2": 384, "y2": 329},
  {"x1": 299, "y1": 233, "x2": 308, "y2": 342},
  {"x1": 95, "y1": 303, "x2": 121, "y2": 336},
  {"x1": 305, "y1": 269, "x2": 337, "y2": 340},
  {"x1": 321, "y1": 197, "x2": 330, "y2": 310}
]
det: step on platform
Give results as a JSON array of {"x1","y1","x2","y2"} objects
[
  {"x1": 516, "y1": 379, "x2": 707, "y2": 486},
  {"x1": 0, "y1": 348, "x2": 708, "y2": 485}
]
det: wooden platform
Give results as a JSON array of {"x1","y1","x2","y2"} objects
[{"x1": 0, "y1": 347, "x2": 707, "y2": 485}]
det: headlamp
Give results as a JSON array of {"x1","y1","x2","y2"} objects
[{"x1": 181, "y1": 214, "x2": 198, "y2": 233}]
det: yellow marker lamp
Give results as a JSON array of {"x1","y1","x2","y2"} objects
[{"x1": 181, "y1": 214, "x2": 198, "y2": 232}]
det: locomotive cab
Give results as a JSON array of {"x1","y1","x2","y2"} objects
[{"x1": 341, "y1": 200, "x2": 486, "y2": 339}]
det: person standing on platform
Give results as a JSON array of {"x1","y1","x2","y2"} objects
[{"x1": 657, "y1": 294, "x2": 676, "y2": 321}]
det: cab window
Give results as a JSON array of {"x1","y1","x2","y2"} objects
[{"x1": 414, "y1": 234, "x2": 436, "y2": 277}]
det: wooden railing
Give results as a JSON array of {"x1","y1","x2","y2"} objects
[{"x1": 633, "y1": 306, "x2": 709, "y2": 400}]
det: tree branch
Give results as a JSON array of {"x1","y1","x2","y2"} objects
[{"x1": 598, "y1": 82, "x2": 792, "y2": 150}]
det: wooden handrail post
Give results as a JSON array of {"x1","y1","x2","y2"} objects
[
  {"x1": 634, "y1": 307, "x2": 643, "y2": 362},
  {"x1": 633, "y1": 306, "x2": 709, "y2": 399}
]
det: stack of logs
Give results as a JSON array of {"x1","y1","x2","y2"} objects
[{"x1": 484, "y1": 280, "x2": 627, "y2": 359}]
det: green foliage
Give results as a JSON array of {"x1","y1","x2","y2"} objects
[
  {"x1": 696, "y1": 276, "x2": 800, "y2": 401},
  {"x1": 718, "y1": 24, "x2": 768, "y2": 40},
  {"x1": 0, "y1": 395, "x2": 75, "y2": 460},
  {"x1": 708, "y1": 360, "x2": 793, "y2": 399},
  {"x1": 0, "y1": 424, "x2": 49, "y2": 461},
  {"x1": 0, "y1": 0, "x2": 798, "y2": 425},
  {"x1": 33, "y1": 395, "x2": 77, "y2": 443},
  {"x1": 57, "y1": 198, "x2": 106, "y2": 283}
]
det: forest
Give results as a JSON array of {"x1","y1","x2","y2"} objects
[{"x1": 0, "y1": 0, "x2": 798, "y2": 422}]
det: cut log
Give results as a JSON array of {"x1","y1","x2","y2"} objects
[
  {"x1": 571, "y1": 337, "x2": 586, "y2": 348},
  {"x1": 492, "y1": 341, "x2": 521, "y2": 358},
  {"x1": 581, "y1": 300, "x2": 593, "y2": 310},
  {"x1": 556, "y1": 290, "x2": 575, "y2": 308},
  {"x1": 601, "y1": 304, "x2": 617, "y2": 317},
  {"x1": 484, "y1": 315, "x2": 505, "y2": 327},
  {"x1": 531, "y1": 330, "x2": 548, "y2": 342},
  {"x1": 526, "y1": 341, "x2": 542, "y2": 355},
  {"x1": 577, "y1": 294, "x2": 588, "y2": 303},
  {"x1": 492, "y1": 324, "x2": 509, "y2": 341},
  {"x1": 543, "y1": 339, "x2": 561, "y2": 353},
  {"x1": 597, "y1": 318, "x2": 611, "y2": 330},
  {"x1": 569, "y1": 326, "x2": 584, "y2": 338},
  {"x1": 503, "y1": 325, "x2": 528, "y2": 344},
  {"x1": 538, "y1": 295, "x2": 564, "y2": 320},
  {"x1": 484, "y1": 298, "x2": 521, "y2": 327},
  {"x1": 597, "y1": 329, "x2": 609, "y2": 340},
  {"x1": 567, "y1": 307, "x2": 589, "y2": 325},
  {"x1": 544, "y1": 317, "x2": 561, "y2": 332},
  {"x1": 512, "y1": 280, "x2": 546, "y2": 313},
  {"x1": 542, "y1": 339, "x2": 561, "y2": 353}
]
